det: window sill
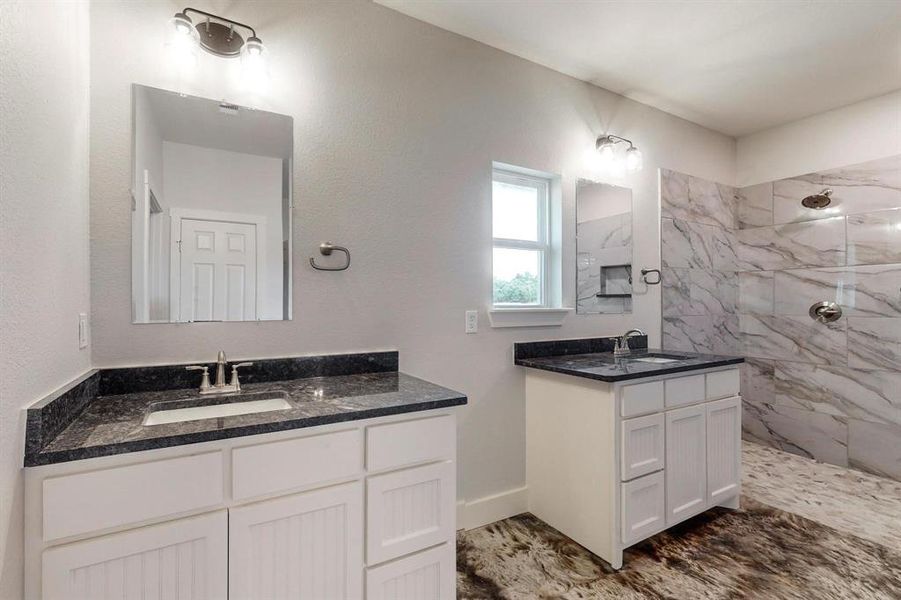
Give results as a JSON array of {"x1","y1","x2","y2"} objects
[{"x1": 487, "y1": 307, "x2": 573, "y2": 328}]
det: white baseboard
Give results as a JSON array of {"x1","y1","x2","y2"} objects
[{"x1": 457, "y1": 486, "x2": 529, "y2": 531}]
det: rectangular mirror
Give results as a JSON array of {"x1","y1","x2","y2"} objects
[
  {"x1": 576, "y1": 179, "x2": 633, "y2": 314},
  {"x1": 132, "y1": 85, "x2": 293, "y2": 323}
]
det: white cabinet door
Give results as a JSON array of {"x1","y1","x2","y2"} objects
[
  {"x1": 366, "y1": 543, "x2": 456, "y2": 600},
  {"x1": 42, "y1": 510, "x2": 227, "y2": 600},
  {"x1": 229, "y1": 481, "x2": 364, "y2": 600},
  {"x1": 620, "y1": 471, "x2": 665, "y2": 545},
  {"x1": 367, "y1": 461, "x2": 456, "y2": 565},
  {"x1": 665, "y1": 404, "x2": 707, "y2": 525},
  {"x1": 621, "y1": 413, "x2": 665, "y2": 480},
  {"x1": 706, "y1": 396, "x2": 742, "y2": 505}
]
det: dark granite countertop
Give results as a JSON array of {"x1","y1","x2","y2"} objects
[
  {"x1": 25, "y1": 352, "x2": 466, "y2": 466},
  {"x1": 514, "y1": 341, "x2": 743, "y2": 383}
]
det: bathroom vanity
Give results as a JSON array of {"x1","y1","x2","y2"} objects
[
  {"x1": 516, "y1": 337, "x2": 743, "y2": 569},
  {"x1": 23, "y1": 352, "x2": 465, "y2": 600}
]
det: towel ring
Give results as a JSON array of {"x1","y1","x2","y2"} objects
[
  {"x1": 310, "y1": 242, "x2": 350, "y2": 271},
  {"x1": 640, "y1": 268, "x2": 661, "y2": 285}
]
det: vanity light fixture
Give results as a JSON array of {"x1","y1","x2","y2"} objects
[
  {"x1": 166, "y1": 8, "x2": 269, "y2": 82},
  {"x1": 595, "y1": 134, "x2": 643, "y2": 172}
]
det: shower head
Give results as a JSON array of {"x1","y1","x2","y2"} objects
[{"x1": 801, "y1": 188, "x2": 833, "y2": 209}]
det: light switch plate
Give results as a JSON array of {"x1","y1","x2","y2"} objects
[
  {"x1": 78, "y1": 313, "x2": 88, "y2": 349},
  {"x1": 465, "y1": 310, "x2": 478, "y2": 334}
]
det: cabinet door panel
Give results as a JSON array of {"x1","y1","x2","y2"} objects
[
  {"x1": 665, "y1": 404, "x2": 707, "y2": 525},
  {"x1": 706, "y1": 396, "x2": 742, "y2": 505},
  {"x1": 42, "y1": 511, "x2": 227, "y2": 600},
  {"x1": 229, "y1": 482, "x2": 363, "y2": 599},
  {"x1": 366, "y1": 543, "x2": 455, "y2": 600},
  {"x1": 367, "y1": 461, "x2": 455, "y2": 565},
  {"x1": 621, "y1": 471, "x2": 665, "y2": 545},
  {"x1": 621, "y1": 413, "x2": 664, "y2": 480}
]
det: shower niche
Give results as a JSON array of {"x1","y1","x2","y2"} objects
[{"x1": 576, "y1": 179, "x2": 633, "y2": 314}]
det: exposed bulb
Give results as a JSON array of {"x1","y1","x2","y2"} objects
[
  {"x1": 597, "y1": 141, "x2": 616, "y2": 168},
  {"x1": 165, "y1": 12, "x2": 199, "y2": 70},
  {"x1": 240, "y1": 36, "x2": 269, "y2": 90},
  {"x1": 625, "y1": 146, "x2": 643, "y2": 172}
]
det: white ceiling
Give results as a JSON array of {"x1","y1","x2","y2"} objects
[
  {"x1": 376, "y1": 0, "x2": 901, "y2": 137},
  {"x1": 141, "y1": 85, "x2": 293, "y2": 158}
]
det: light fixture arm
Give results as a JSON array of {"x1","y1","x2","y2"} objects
[
  {"x1": 596, "y1": 134, "x2": 635, "y2": 150},
  {"x1": 181, "y1": 7, "x2": 257, "y2": 39}
]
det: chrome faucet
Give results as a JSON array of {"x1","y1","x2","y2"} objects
[
  {"x1": 186, "y1": 350, "x2": 254, "y2": 395},
  {"x1": 614, "y1": 329, "x2": 646, "y2": 357}
]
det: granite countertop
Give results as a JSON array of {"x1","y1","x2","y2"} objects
[
  {"x1": 25, "y1": 352, "x2": 467, "y2": 466},
  {"x1": 514, "y1": 339, "x2": 743, "y2": 382}
]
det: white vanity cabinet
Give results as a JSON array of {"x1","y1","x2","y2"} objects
[
  {"x1": 526, "y1": 366, "x2": 741, "y2": 569},
  {"x1": 25, "y1": 411, "x2": 459, "y2": 600}
]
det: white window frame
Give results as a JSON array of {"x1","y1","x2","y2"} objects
[{"x1": 491, "y1": 168, "x2": 551, "y2": 308}]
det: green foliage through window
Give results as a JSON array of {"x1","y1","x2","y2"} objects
[{"x1": 493, "y1": 272, "x2": 539, "y2": 304}]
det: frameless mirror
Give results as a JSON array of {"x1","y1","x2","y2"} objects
[
  {"x1": 132, "y1": 84, "x2": 292, "y2": 323},
  {"x1": 576, "y1": 179, "x2": 633, "y2": 314}
]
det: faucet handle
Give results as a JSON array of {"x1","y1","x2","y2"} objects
[
  {"x1": 186, "y1": 365, "x2": 211, "y2": 392},
  {"x1": 229, "y1": 362, "x2": 254, "y2": 391}
]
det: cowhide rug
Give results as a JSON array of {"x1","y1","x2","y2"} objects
[{"x1": 457, "y1": 497, "x2": 901, "y2": 599}]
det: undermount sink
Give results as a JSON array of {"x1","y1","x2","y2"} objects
[
  {"x1": 625, "y1": 353, "x2": 685, "y2": 364},
  {"x1": 143, "y1": 392, "x2": 291, "y2": 426}
]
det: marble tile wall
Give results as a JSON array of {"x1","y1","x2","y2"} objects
[
  {"x1": 660, "y1": 169, "x2": 741, "y2": 356},
  {"x1": 662, "y1": 156, "x2": 901, "y2": 481},
  {"x1": 734, "y1": 155, "x2": 901, "y2": 481}
]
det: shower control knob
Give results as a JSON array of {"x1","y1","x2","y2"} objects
[{"x1": 809, "y1": 301, "x2": 842, "y2": 323}]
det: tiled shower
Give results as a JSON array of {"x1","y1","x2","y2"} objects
[{"x1": 660, "y1": 156, "x2": 901, "y2": 481}]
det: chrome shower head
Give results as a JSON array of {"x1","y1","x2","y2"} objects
[{"x1": 801, "y1": 188, "x2": 833, "y2": 209}]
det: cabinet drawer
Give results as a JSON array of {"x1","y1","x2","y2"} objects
[
  {"x1": 43, "y1": 452, "x2": 223, "y2": 542},
  {"x1": 706, "y1": 369, "x2": 740, "y2": 400},
  {"x1": 232, "y1": 429, "x2": 362, "y2": 501},
  {"x1": 367, "y1": 415, "x2": 455, "y2": 472},
  {"x1": 366, "y1": 461, "x2": 456, "y2": 565},
  {"x1": 621, "y1": 471, "x2": 665, "y2": 545},
  {"x1": 620, "y1": 381, "x2": 664, "y2": 417},
  {"x1": 664, "y1": 374, "x2": 705, "y2": 408},
  {"x1": 621, "y1": 413, "x2": 664, "y2": 481},
  {"x1": 366, "y1": 543, "x2": 455, "y2": 600}
]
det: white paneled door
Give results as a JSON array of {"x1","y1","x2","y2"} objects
[
  {"x1": 229, "y1": 482, "x2": 364, "y2": 600},
  {"x1": 41, "y1": 511, "x2": 228, "y2": 600},
  {"x1": 706, "y1": 396, "x2": 742, "y2": 505},
  {"x1": 178, "y1": 217, "x2": 257, "y2": 322},
  {"x1": 665, "y1": 404, "x2": 707, "y2": 525}
]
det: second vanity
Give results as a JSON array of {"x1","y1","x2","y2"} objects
[
  {"x1": 23, "y1": 351, "x2": 465, "y2": 600},
  {"x1": 516, "y1": 336, "x2": 744, "y2": 569}
]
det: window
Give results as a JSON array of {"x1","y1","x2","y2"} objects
[{"x1": 492, "y1": 168, "x2": 550, "y2": 306}]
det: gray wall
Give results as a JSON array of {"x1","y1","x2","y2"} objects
[{"x1": 0, "y1": 2, "x2": 92, "y2": 596}]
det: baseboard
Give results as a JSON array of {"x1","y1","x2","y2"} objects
[{"x1": 457, "y1": 486, "x2": 529, "y2": 531}]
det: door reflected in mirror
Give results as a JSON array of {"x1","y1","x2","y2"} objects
[
  {"x1": 132, "y1": 85, "x2": 293, "y2": 323},
  {"x1": 576, "y1": 179, "x2": 633, "y2": 314}
]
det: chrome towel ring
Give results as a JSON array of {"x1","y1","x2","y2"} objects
[
  {"x1": 640, "y1": 268, "x2": 661, "y2": 285},
  {"x1": 310, "y1": 242, "x2": 350, "y2": 271}
]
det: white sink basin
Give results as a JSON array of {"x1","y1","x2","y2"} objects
[{"x1": 144, "y1": 397, "x2": 291, "y2": 426}]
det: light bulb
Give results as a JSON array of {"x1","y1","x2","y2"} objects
[
  {"x1": 240, "y1": 36, "x2": 269, "y2": 90},
  {"x1": 625, "y1": 146, "x2": 643, "y2": 172},
  {"x1": 165, "y1": 12, "x2": 199, "y2": 70},
  {"x1": 597, "y1": 142, "x2": 616, "y2": 169}
]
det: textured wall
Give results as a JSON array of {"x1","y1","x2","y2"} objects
[
  {"x1": 0, "y1": 1, "x2": 92, "y2": 596},
  {"x1": 736, "y1": 90, "x2": 901, "y2": 186},
  {"x1": 88, "y1": 0, "x2": 735, "y2": 507}
]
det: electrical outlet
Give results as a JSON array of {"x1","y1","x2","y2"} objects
[
  {"x1": 78, "y1": 313, "x2": 88, "y2": 349},
  {"x1": 465, "y1": 310, "x2": 478, "y2": 334}
]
